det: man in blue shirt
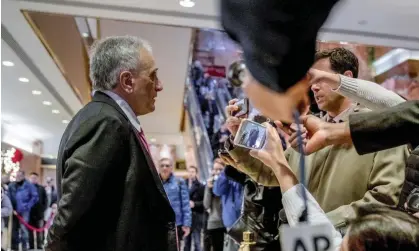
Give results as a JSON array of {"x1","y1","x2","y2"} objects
[
  {"x1": 159, "y1": 158, "x2": 192, "y2": 246},
  {"x1": 8, "y1": 170, "x2": 39, "y2": 251},
  {"x1": 213, "y1": 160, "x2": 243, "y2": 251}
]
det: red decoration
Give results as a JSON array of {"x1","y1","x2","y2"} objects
[{"x1": 11, "y1": 149, "x2": 23, "y2": 163}]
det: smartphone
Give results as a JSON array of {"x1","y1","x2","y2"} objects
[
  {"x1": 231, "y1": 98, "x2": 249, "y2": 117},
  {"x1": 234, "y1": 119, "x2": 267, "y2": 150}
]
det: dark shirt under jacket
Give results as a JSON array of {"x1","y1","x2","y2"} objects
[
  {"x1": 30, "y1": 184, "x2": 48, "y2": 221},
  {"x1": 46, "y1": 92, "x2": 177, "y2": 251},
  {"x1": 189, "y1": 179, "x2": 205, "y2": 229}
]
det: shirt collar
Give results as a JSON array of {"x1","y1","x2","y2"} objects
[
  {"x1": 100, "y1": 90, "x2": 142, "y2": 133},
  {"x1": 324, "y1": 103, "x2": 357, "y2": 123}
]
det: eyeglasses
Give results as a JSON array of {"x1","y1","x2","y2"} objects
[
  {"x1": 159, "y1": 164, "x2": 172, "y2": 169},
  {"x1": 143, "y1": 69, "x2": 159, "y2": 85}
]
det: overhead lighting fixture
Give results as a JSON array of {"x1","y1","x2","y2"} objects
[
  {"x1": 62, "y1": 120, "x2": 69, "y2": 124},
  {"x1": 179, "y1": 0, "x2": 195, "y2": 7},
  {"x1": 2, "y1": 61, "x2": 14, "y2": 67},
  {"x1": 150, "y1": 138, "x2": 157, "y2": 143},
  {"x1": 82, "y1": 32, "x2": 89, "y2": 38},
  {"x1": 19, "y1": 77, "x2": 29, "y2": 83},
  {"x1": 52, "y1": 109, "x2": 60, "y2": 114},
  {"x1": 32, "y1": 90, "x2": 42, "y2": 95},
  {"x1": 43, "y1": 101, "x2": 52, "y2": 106}
]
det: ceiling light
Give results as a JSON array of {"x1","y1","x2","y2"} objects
[
  {"x1": 19, "y1": 77, "x2": 29, "y2": 83},
  {"x1": 82, "y1": 32, "x2": 89, "y2": 38},
  {"x1": 52, "y1": 109, "x2": 60, "y2": 114},
  {"x1": 179, "y1": 0, "x2": 195, "y2": 8},
  {"x1": 62, "y1": 120, "x2": 69, "y2": 124},
  {"x1": 2, "y1": 61, "x2": 14, "y2": 67},
  {"x1": 32, "y1": 90, "x2": 42, "y2": 95},
  {"x1": 150, "y1": 138, "x2": 157, "y2": 143},
  {"x1": 43, "y1": 101, "x2": 52, "y2": 106}
]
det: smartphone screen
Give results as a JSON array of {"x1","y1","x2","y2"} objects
[
  {"x1": 231, "y1": 98, "x2": 249, "y2": 117},
  {"x1": 234, "y1": 119, "x2": 267, "y2": 150}
]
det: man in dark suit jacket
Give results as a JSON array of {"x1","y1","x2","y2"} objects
[
  {"x1": 247, "y1": 128, "x2": 259, "y2": 148},
  {"x1": 185, "y1": 166, "x2": 205, "y2": 251},
  {"x1": 46, "y1": 36, "x2": 177, "y2": 251}
]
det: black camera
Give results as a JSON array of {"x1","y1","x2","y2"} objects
[
  {"x1": 406, "y1": 188, "x2": 419, "y2": 213},
  {"x1": 227, "y1": 60, "x2": 246, "y2": 87}
]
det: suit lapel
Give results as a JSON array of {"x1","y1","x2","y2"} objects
[
  {"x1": 132, "y1": 126, "x2": 171, "y2": 205},
  {"x1": 93, "y1": 92, "x2": 171, "y2": 205}
]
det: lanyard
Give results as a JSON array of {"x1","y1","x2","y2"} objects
[{"x1": 293, "y1": 111, "x2": 309, "y2": 223}]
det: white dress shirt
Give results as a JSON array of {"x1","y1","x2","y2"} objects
[{"x1": 100, "y1": 90, "x2": 143, "y2": 134}]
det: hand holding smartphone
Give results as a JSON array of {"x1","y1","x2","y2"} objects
[{"x1": 231, "y1": 98, "x2": 249, "y2": 118}]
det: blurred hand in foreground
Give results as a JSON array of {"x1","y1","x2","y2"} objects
[{"x1": 243, "y1": 71, "x2": 310, "y2": 124}]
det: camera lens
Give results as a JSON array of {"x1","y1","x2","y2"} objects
[{"x1": 228, "y1": 60, "x2": 246, "y2": 87}]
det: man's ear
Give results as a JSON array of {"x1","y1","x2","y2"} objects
[
  {"x1": 342, "y1": 70, "x2": 353, "y2": 78},
  {"x1": 120, "y1": 71, "x2": 134, "y2": 94}
]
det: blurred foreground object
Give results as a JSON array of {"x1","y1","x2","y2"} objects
[
  {"x1": 221, "y1": 0, "x2": 339, "y2": 122},
  {"x1": 221, "y1": 0, "x2": 340, "y2": 93}
]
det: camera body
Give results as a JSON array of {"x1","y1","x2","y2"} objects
[{"x1": 406, "y1": 188, "x2": 419, "y2": 213}]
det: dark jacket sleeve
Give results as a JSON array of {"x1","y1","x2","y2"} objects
[
  {"x1": 350, "y1": 100, "x2": 419, "y2": 154},
  {"x1": 47, "y1": 117, "x2": 129, "y2": 246},
  {"x1": 192, "y1": 183, "x2": 205, "y2": 211},
  {"x1": 40, "y1": 186, "x2": 49, "y2": 212},
  {"x1": 27, "y1": 183, "x2": 39, "y2": 211},
  {"x1": 179, "y1": 179, "x2": 192, "y2": 227}
]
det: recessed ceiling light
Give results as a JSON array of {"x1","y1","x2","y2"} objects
[
  {"x1": 82, "y1": 32, "x2": 89, "y2": 38},
  {"x1": 52, "y1": 109, "x2": 60, "y2": 114},
  {"x1": 150, "y1": 138, "x2": 157, "y2": 143},
  {"x1": 43, "y1": 101, "x2": 52, "y2": 106},
  {"x1": 62, "y1": 120, "x2": 69, "y2": 124},
  {"x1": 179, "y1": 0, "x2": 195, "y2": 8},
  {"x1": 19, "y1": 77, "x2": 29, "y2": 83},
  {"x1": 2, "y1": 61, "x2": 14, "y2": 67},
  {"x1": 32, "y1": 90, "x2": 42, "y2": 95}
]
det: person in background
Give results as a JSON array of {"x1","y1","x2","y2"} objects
[
  {"x1": 29, "y1": 172, "x2": 48, "y2": 250},
  {"x1": 1, "y1": 175, "x2": 10, "y2": 193},
  {"x1": 213, "y1": 161, "x2": 243, "y2": 251},
  {"x1": 2, "y1": 187, "x2": 13, "y2": 251},
  {"x1": 203, "y1": 159, "x2": 226, "y2": 251},
  {"x1": 159, "y1": 158, "x2": 192, "y2": 247},
  {"x1": 8, "y1": 170, "x2": 39, "y2": 251},
  {"x1": 44, "y1": 177, "x2": 57, "y2": 208},
  {"x1": 184, "y1": 166, "x2": 205, "y2": 251}
]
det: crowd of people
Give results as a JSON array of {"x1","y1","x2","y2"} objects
[
  {"x1": 13, "y1": 31, "x2": 416, "y2": 251},
  {"x1": 1, "y1": 171, "x2": 57, "y2": 251}
]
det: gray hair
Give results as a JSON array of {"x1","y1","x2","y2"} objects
[{"x1": 89, "y1": 36, "x2": 152, "y2": 91}]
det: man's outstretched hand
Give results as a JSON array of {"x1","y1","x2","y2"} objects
[
  {"x1": 300, "y1": 115, "x2": 352, "y2": 154},
  {"x1": 300, "y1": 116, "x2": 329, "y2": 154}
]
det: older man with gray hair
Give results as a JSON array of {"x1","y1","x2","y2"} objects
[{"x1": 46, "y1": 36, "x2": 176, "y2": 251}]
